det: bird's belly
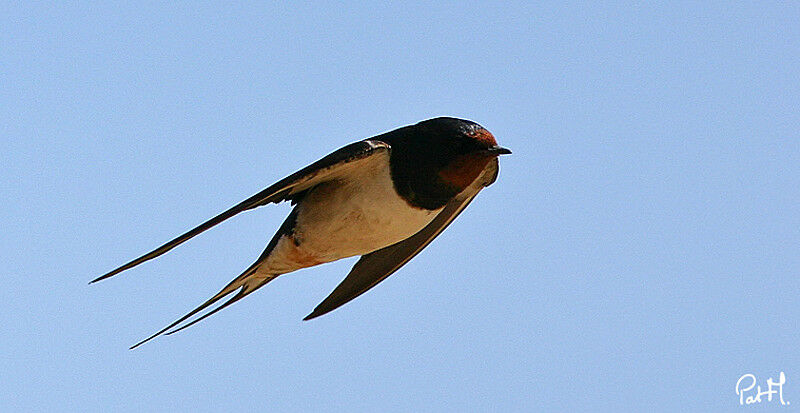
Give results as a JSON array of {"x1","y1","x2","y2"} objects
[
  {"x1": 263, "y1": 165, "x2": 441, "y2": 273},
  {"x1": 297, "y1": 177, "x2": 440, "y2": 260}
]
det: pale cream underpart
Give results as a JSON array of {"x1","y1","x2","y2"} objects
[{"x1": 258, "y1": 155, "x2": 442, "y2": 275}]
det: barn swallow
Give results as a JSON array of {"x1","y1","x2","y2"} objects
[{"x1": 92, "y1": 117, "x2": 510, "y2": 348}]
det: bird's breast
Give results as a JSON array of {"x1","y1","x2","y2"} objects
[{"x1": 263, "y1": 156, "x2": 441, "y2": 273}]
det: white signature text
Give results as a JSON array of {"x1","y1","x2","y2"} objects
[{"x1": 736, "y1": 372, "x2": 789, "y2": 406}]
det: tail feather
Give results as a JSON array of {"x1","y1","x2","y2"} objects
[
  {"x1": 130, "y1": 264, "x2": 275, "y2": 349},
  {"x1": 164, "y1": 278, "x2": 271, "y2": 337}
]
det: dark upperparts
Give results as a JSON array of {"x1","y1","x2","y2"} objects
[{"x1": 378, "y1": 117, "x2": 508, "y2": 210}]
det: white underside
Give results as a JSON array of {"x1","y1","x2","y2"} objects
[{"x1": 260, "y1": 156, "x2": 441, "y2": 274}]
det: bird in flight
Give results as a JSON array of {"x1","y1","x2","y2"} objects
[{"x1": 92, "y1": 117, "x2": 511, "y2": 348}]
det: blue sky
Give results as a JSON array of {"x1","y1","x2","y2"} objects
[{"x1": 2, "y1": 2, "x2": 798, "y2": 411}]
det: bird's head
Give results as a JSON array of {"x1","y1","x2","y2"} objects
[
  {"x1": 382, "y1": 117, "x2": 511, "y2": 209},
  {"x1": 416, "y1": 117, "x2": 511, "y2": 156},
  {"x1": 414, "y1": 117, "x2": 511, "y2": 190}
]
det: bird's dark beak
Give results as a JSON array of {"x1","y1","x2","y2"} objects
[{"x1": 484, "y1": 145, "x2": 512, "y2": 156}]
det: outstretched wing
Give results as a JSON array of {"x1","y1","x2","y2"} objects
[
  {"x1": 92, "y1": 139, "x2": 391, "y2": 283},
  {"x1": 303, "y1": 158, "x2": 500, "y2": 320}
]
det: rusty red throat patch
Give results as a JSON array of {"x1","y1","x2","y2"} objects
[{"x1": 438, "y1": 153, "x2": 492, "y2": 191}]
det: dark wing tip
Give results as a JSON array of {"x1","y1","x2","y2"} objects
[
  {"x1": 302, "y1": 308, "x2": 327, "y2": 321},
  {"x1": 90, "y1": 269, "x2": 119, "y2": 284}
]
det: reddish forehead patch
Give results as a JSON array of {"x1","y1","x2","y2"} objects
[{"x1": 468, "y1": 128, "x2": 498, "y2": 146}]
